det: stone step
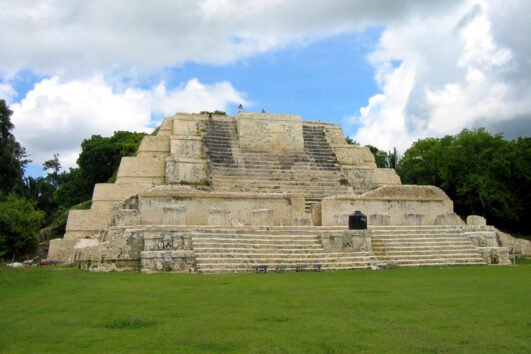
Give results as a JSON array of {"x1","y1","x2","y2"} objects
[
  {"x1": 210, "y1": 170, "x2": 345, "y2": 177},
  {"x1": 373, "y1": 240, "x2": 474, "y2": 247},
  {"x1": 198, "y1": 260, "x2": 375, "y2": 272},
  {"x1": 192, "y1": 241, "x2": 322, "y2": 248},
  {"x1": 210, "y1": 164, "x2": 341, "y2": 172},
  {"x1": 370, "y1": 225, "x2": 465, "y2": 230},
  {"x1": 391, "y1": 260, "x2": 485, "y2": 267},
  {"x1": 195, "y1": 253, "x2": 372, "y2": 260},
  {"x1": 384, "y1": 256, "x2": 484, "y2": 264},
  {"x1": 193, "y1": 248, "x2": 328, "y2": 254},
  {"x1": 211, "y1": 180, "x2": 347, "y2": 189},
  {"x1": 373, "y1": 249, "x2": 481, "y2": 256},
  {"x1": 373, "y1": 244, "x2": 476, "y2": 251},
  {"x1": 208, "y1": 158, "x2": 340, "y2": 166},
  {"x1": 189, "y1": 227, "x2": 345, "y2": 233},
  {"x1": 373, "y1": 233, "x2": 468, "y2": 239}
]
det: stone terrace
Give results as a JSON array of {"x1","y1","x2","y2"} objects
[{"x1": 203, "y1": 120, "x2": 351, "y2": 211}]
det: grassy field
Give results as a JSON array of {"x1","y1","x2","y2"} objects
[{"x1": 0, "y1": 265, "x2": 530, "y2": 353}]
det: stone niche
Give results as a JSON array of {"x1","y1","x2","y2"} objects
[{"x1": 237, "y1": 113, "x2": 304, "y2": 152}]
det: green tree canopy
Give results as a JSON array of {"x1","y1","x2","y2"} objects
[
  {"x1": 0, "y1": 99, "x2": 29, "y2": 194},
  {"x1": 0, "y1": 194, "x2": 44, "y2": 259},
  {"x1": 397, "y1": 129, "x2": 530, "y2": 233}
]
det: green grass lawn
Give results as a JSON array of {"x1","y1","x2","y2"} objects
[{"x1": 0, "y1": 265, "x2": 530, "y2": 353}]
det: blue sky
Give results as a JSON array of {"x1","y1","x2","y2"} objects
[{"x1": 1, "y1": 1, "x2": 530, "y2": 177}]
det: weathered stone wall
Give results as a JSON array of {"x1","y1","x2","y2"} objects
[
  {"x1": 496, "y1": 230, "x2": 531, "y2": 256},
  {"x1": 165, "y1": 114, "x2": 208, "y2": 184},
  {"x1": 136, "y1": 135, "x2": 170, "y2": 158},
  {"x1": 237, "y1": 112, "x2": 304, "y2": 152},
  {"x1": 373, "y1": 168, "x2": 402, "y2": 186},
  {"x1": 321, "y1": 185, "x2": 458, "y2": 226},
  {"x1": 119, "y1": 186, "x2": 304, "y2": 226},
  {"x1": 115, "y1": 156, "x2": 165, "y2": 185},
  {"x1": 91, "y1": 183, "x2": 151, "y2": 209}
]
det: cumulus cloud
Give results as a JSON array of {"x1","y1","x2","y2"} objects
[
  {"x1": 352, "y1": 0, "x2": 531, "y2": 151},
  {"x1": 2, "y1": 0, "x2": 530, "y2": 161},
  {"x1": 0, "y1": 0, "x2": 461, "y2": 77},
  {"x1": 11, "y1": 76, "x2": 245, "y2": 168},
  {"x1": 0, "y1": 82, "x2": 16, "y2": 104}
]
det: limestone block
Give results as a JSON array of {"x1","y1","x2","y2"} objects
[
  {"x1": 467, "y1": 215, "x2": 487, "y2": 226},
  {"x1": 333, "y1": 212, "x2": 351, "y2": 226},
  {"x1": 373, "y1": 168, "x2": 401, "y2": 186},
  {"x1": 321, "y1": 186, "x2": 455, "y2": 226},
  {"x1": 112, "y1": 209, "x2": 139, "y2": 226},
  {"x1": 208, "y1": 208, "x2": 231, "y2": 225},
  {"x1": 465, "y1": 231, "x2": 499, "y2": 247},
  {"x1": 290, "y1": 196, "x2": 306, "y2": 217},
  {"x1": 73, "y1": 229, "x2": 144, "y2": 271},
  {"x1": 170, "y1": 136, "x2": 203, "y2": 158},
  {"x1": 65, "y1": 209, "x2": 112, "y2": 232},
  {"x1": 143, "y1": 231, "x2": 193, "y2": 252},
  {"x1": 321, "y1": 230, "x2": 372, "y2": 252},
  {"x1": 173, "y1": 116, "x2": 199, "y2": 136},
  {"x1": 405, "y1": 214, "x2": 424, "y2": 225},
  {"x1": 348, "y1": 230, "x2": 373, "y2": 252},
  {"x1": 323, "y1": 125, "x2": 347, "y2": 145},
  {"x1": 48, "y1": 238, "x2": 78, "y2": 263},
  {"x1": 496, "y1": 230, "x2": 531, "y2": 256},
  {"x1": 237, "y1": 113, "x2": 304, "y2": 152},
  {"x1": 115, "y1": 157, "x2": 165, "y2": 185},
  {"x1": 434, "y1": 213, "x2": 465, "y2": 225},
  {"x1": 475, "y1": 247, "x2": 511, "y2": 264},
  {"x1": 311, "y1": 203, "x2": 322, "y2": 226},
  {"x1": 369, "y1": 214, "x2": 390, "y2": 226},
  {"x1": 293, "y1": 216, "x2": 312, "y2": 226},
  {"x1": 165, "y1": 157, "x2": 208, "y2": 184},
  {"x1": 91, "y1": 183, "x2": 150, "y2": 210},
  {"x1": 136, "y1": 136, "x2": 170, "y2": 158},
  {"x1": 332, "y1": 145, "x2": 376, "y2": 167},
  {"x1": 342, "y1": 166, "x2": 375, "y2": 193},
  {"x1": 141, "y1": 250, "x2": 197, "y2": 273},
  {"x1": 163, "y1": 205, "x2": 186, "y2": 225},
  {"x1": 253, "y1": 209, "x2": 273, "y2": 226},
  {"x1": 157, "y1": 117, "x2": 174, "y2": 136}
]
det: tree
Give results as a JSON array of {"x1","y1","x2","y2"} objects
[
  {"x1": 397, "y1": 129, "x2": 530, "y2": 233},
  {"x1": 0, "y1": 99, "x2": 29, "y2": 194},
  {"x1": 365, "y1": 145, "x2": 389, "y2": 168},
  {"x1": 55, "y1": 131, "x2": 146, "y2": 208},
  {"x1": 0, "y1": 194, "x2": 44, "y2": 259},
  {"x1": 345, "y1": 137, "x2": 358, "y2": 145}
]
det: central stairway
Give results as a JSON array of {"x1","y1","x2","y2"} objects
[
  {"x1": 190, "y1": 227, "x2": 376, "y2": 273},
  {"x1": 203, "y1": 120, "x2": 351, "y2": 211}
]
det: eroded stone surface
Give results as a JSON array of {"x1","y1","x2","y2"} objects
[{"x1": 48, "y1": 112, "x2": 512, "y2": 272}]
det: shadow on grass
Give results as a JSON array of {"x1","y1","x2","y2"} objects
[{"x1": 100, "y1": 317, "x2": 156, "y2": 329}]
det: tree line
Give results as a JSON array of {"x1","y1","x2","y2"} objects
[
  {"x1": 1, "y1": 97, "x2": 529, "y2": 260},
  {"x1": 0, "y1": 99, "x2": 145, "y2": 260}
]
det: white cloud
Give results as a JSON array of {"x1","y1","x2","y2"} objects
[
  {"x1": 0, "y1": 82, "x2": 16, "y2": 103},
  {"x1": 11, "y1": 76, "x2": 245, "y2": 169},
  {"x1": 2, "y1": 0, "x2": 530, "y2": 159},
  {"x1": 352, "y1": 0, "x2": 531, "y2": 152},
  {"x1": 0, "y1": 0, "x2": 462, "y2": 77}
]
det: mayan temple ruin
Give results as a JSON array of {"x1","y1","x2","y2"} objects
[{"x1": 48, "y1": 112, "x2": 517, "y2": 273}]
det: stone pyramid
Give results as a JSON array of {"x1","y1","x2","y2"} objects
[{"x1": 48, "y1": 112, "x2": 512, "y2": 272}]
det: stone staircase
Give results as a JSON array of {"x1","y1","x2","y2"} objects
[
  {"x1": 203, "y1": 121, "x2": 351, "y2": 210},
  {"x1": 370, "y1": 225, "x2": 485, "y2": 267},
  {"x1": 190, "y1": 227, "x2": 376, "y2": 274}
]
